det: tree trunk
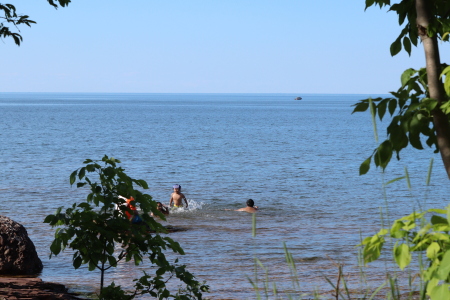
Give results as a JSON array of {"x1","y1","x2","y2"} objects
[{"x1": 416, "y1": 0, "x2": 450, "y2": 179}]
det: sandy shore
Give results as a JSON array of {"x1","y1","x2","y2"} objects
[{"x1": 0, "y1": 277, "x2": 85, "y2": 300}]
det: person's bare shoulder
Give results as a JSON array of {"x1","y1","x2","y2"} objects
[{"x1": 236, "y1": 207, "x2": 257, "y2": 213}]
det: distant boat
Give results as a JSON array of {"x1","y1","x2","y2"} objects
[{"x1": 294, "y1": 97, "x2": 302, "y2": 100}]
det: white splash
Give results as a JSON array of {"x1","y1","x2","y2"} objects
[{"x1": 169, "y1": 199, "x2": 205, "y2": 214}]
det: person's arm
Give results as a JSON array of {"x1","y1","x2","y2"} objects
[{"x1": 169, "y1": 194, "x2": 174, "y2": 207}]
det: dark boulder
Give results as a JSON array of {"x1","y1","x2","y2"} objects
[{"x1": 0, "y1": 215, "x2": 43, "y2": 275}]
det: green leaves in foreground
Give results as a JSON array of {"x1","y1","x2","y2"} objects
[{"x1": 360, "y1": 206, "x2": 450, "y2": 299}]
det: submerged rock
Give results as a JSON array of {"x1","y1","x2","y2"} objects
[
  {"x1": 0, "y1": 277, "x2": 84, "y2": 299},
  {"x1": 0, "y1": 215, "x2": 43, "y2": 275}
]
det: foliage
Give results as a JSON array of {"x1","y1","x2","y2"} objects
[
  {"x1": 360, "y1": 206, "x2": 450, "y2": 299},
  {"x1": 355, "y1": 1, "x2": 450, "y2": 299},
  {"x1": 44, "y1": 155, "x2": 208, "y2": 299},
  {"x1": 353, "y1": 0, "x2": 450, "y2": 175},
  {"x1": 0, "y1": 0, "x2": 71, "y2": 46},
  {"x1": 352, "y1": 66, "x2": 448, "y2": 175},
  {"x1": 364, "y1": 0, "x2": 450, "y2": 56}
]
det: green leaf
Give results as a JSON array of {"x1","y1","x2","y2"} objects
[
  {"x1": 161, "y1": 289, "x2": 170, "y2": 298},
  {"x1": 374, "y1": 141, "x2": 393, "y2": 169},
  {"x1": 69, "y1": 170, "x2": 77, "y2": 185},
  {"x1": 78, "y1": 167, "x2": 86, "y2": 179},
  {"x1": 441, "y1": 65, "x2": 450, "y2": 82},
  {"x1": 409, "y1": 131, "x2": 423, "y2": 150},
  {"x1": 430, "y1": 284, "x2": 450, "y2": 300},
  {"x1": 133, "y1": 253, "x2": 142, "y2": 266},
  {"x1": 388, "y1": 99, "x2": 397, "y2": 115},
  {"x1": 437, "y1": 251, "x2": 450, "y2": 280},
  {"x1": 50, "y1": 239, "x2": 62, "y2": 255},
  {"x1": 447, "y1": 204, "x2": 450, "y2": 226},
  {"x1": 365, "y1": 0, "x2": 375, "y2": 10},
  {"x1": 443, "y1": 32, "x2": 450, "y2": 41},
  {"x1": 108, "y1": 256, "x2": 117, "y2": 267},
  {"x1": 135, "y1": 179, "x2": 149, "y2": 189},
  {"x1": 390, "y1": 220, "x2": 407, "y2": 238},
  {"x1": 363, "y1": 238, "x2": 384, "y2": 264},
  {"x1": 73, "y1": 256, "x2": 82, "y2": 269},
  {"x1": 441, "y1": 101, "x2": 450, "y2": 115},
  {"x1": 431, "y1": 215, "x2": 448, "y2": 225},
  {"x1": 394, "y1": 243, "x2": 411, "y2": 270},
  {"x1": 401, "y1": 68, "x2": 416, "y2": 87},
  {"x1": 88, "y1": 260, "x2": 97, "y2": 271},
  {"x1": 77, "y1": 202, "x2": 91, "y2": 209},
  {"x1": 445, "y1": 74, "x2": 450, "y2": 97},
  {"x1": 352, "y1": 101, "x2": 369, "y2": 113},
  {"x1": 429, "y1": 208, "x2": 447, "y2": 214},
  {"x1": 402, "y1": 37, "x2": 411, "y2": 56},
  {"x1": 422, "y1": 98, "x2": 438, "y2": 111},
  {"x1": 360, "y1": 156, "x2": 372, "y2": 175},
  {"x1": 156, "y1": 267, "x2": 166, "y2": 276},
  {"x1": 43, "y1": 215, "x2": 55, "y2": 224},
  {"x1": 427, "y1": 242, "x2": 440, "y2": 260},
  {"x1": 390, "y1": 38, "x2": 402, "y2": 56},
  {"x1": 377, "y1": 99, "x2": 388, "y2": 120}
]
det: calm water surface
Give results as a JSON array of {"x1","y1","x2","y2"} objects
[{"x1": 1, "y1": 93, "x2": 449, "y2": 299}]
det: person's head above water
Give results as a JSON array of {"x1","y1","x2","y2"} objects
[{"x1": 246, "y1": 199, "x2": 255, "y2": 207}]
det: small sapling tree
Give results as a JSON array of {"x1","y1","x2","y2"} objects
[{"x1": 44, "y1": 155, "x2": 208, "y2": 299}]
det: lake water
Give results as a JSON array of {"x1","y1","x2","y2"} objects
[{"x1": 1, "y1": 93, "x2": 449, "y2": 299}]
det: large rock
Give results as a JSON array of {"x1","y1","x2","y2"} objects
[{"x1": 0, "y1": 215, "x2": 43, "y2": 275}]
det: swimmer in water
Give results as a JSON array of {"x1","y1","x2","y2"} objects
[
  {"x1": 227, "y1": 199, "x2": 258, "y2": 213},
  {"x1": 151, "y1": 202, "x2": 170, "y2": 217},
  {"x1": 169, "y1": 184, "x2": 188, "y2": 209},
  {"x1": 236, "y1": 199, "x2": 258, "y2": 213}
]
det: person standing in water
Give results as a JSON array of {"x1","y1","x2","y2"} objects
[{"x1": 169, "y1": 184, "x2": 188, "y2": 208}]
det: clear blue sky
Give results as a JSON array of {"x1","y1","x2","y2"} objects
[{"x1": 2, "y1": 0, "x2": 449, "y2": 94}]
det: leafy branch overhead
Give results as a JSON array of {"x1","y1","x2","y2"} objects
[
  {"x1": 352, "y1": 66, "x2": 447, "y2": 175},
  {"x1": 0, "y1": 1, "x2": 71, "y2": 46},
  {"x1": 355, "y1": 0, "x2": 450, "y2": 178},
  {"x1": 365, "y1": 0, "x2": 450, "y2": 56}
]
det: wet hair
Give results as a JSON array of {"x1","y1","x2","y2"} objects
[{"x1": 246, "y1": 199, "x2": 254, "y2": 207}]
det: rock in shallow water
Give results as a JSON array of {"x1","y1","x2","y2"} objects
[{"x1": 0, "y1": 215, "x2": 43, "y2": 275}]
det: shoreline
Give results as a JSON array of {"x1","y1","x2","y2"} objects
[{"x1": 0, "y1": 277, "x2": 85, "y2": 300}]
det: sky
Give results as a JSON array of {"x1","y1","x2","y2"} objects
[{"x1": 2, "y1": 0, "x2": 450, "y2": 94}]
